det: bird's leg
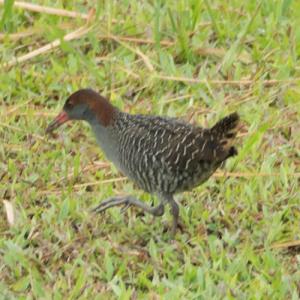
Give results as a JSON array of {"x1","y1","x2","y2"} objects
[
  {"x1": 92, "y1": 195, "x2": 165, "y2": 217},
  {"x1": 163, "y1": 194, "x2": 180, "y2": 237},
  {"x1": 170, "y1": 200, "x2": 179, "y2": 237}
]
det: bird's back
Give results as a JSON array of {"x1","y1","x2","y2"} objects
[{"x1": 113, "y1": 112, "x2": 239, "y2": 194}]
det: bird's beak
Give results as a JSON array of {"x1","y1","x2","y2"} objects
[{"x1": 46, "y1": 111, "x2": 69, "y2": 134}]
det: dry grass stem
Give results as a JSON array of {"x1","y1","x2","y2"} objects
[
  {"x1": 271, "y1": 240, "x2": 300, "y2": 250},
  {"x1": 40, "y1": 171, "x2": 300, "y2": 196},
  {"x1": 0, "y1": 29, "x2": 37, "y2": 41},
  {"x1": 214, "y1": 171, "x2": 300, "y2": 178},
  {"x1": 2, "y1": 200, "x2": 15, "y2": 226},
  {"x1": 3, "y1": 25, "x2": 92, "y2": 68},
  {"x1": 98, "y1": 34, "x2": 174, "y2": 47},
  {"x1": 154, "y1": 75, "x2": 300, "y2": 86},
  {"x1": 0, "y1": 0, "x2": 88, "y2": 19},
  {"x1": 110, "y1": 36, "x2": 155, "y2": 72}
]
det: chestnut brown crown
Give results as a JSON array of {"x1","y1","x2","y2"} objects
[
  {"x1": 64, "y1": 89, "x2": 116, "y2": 123},
  {"x1": 46, "y1": 89, "x2": 116, "y2": 133}
]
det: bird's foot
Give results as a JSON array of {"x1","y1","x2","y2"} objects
[
  {"x1": 92, "y1": 196, "x2": 133, "y2": 214},
  {"x1": 162, "y1": 219, "x2": 185, "y2": 236},
  {"x1": 92, "y1": 195, "x2": 165, "y2": 217}
]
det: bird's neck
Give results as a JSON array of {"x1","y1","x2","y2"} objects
[{"x1": 88, "y1": 115, "x2": 121, "y2": 167}]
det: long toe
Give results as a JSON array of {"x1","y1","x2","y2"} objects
[
  {"x1": 92, "y1": 196, "x2": 127, "y2": 213},
  {"x1": 120, "y1": 202, "x2": 131, "y2": 213},
  {"x1": 161, "y1": 220, "x2": 183, "y2": 235}
]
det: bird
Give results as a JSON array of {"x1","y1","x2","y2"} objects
[{"x1": 46, "y1": 88, "x2": 240, "y2": 237}]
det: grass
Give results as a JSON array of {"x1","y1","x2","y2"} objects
[{"x1": 0, "y1": 0, "x2": 300, "y2": 298}]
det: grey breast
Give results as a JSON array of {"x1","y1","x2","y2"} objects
[{"x1": 90, "y1": 122, "x2": 123, "y2": 170}]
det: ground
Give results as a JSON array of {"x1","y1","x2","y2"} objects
[{"x1": 1, "y1": 0, "x2": 300, "y2": 299}]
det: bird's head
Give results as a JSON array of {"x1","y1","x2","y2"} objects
[{"x1": 46, "y1": 89, "x2": 116, "y2": 133}]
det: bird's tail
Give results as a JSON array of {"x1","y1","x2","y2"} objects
[{"x1": 211, "y1": 112, "x2": 240, "y2": 159}]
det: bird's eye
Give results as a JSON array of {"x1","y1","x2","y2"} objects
[{"x1": 64, "y1": 99, "x2": 73, "y2": 110}]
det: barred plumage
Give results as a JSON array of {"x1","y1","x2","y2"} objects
[
  {"x1": 47, "y1": 89, "x2": 241, "y2": 237},
  {"x1": 111, "y1": 112, "x2": 239, "y2": 194}
]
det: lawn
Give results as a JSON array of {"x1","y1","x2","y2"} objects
[{"x1": 1, "y1": 0, "x2": 300, "y2": 299}]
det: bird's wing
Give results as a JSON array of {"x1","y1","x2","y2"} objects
[{"x1": 122, "y1": 116, "x2": 220, "y2": 173}]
